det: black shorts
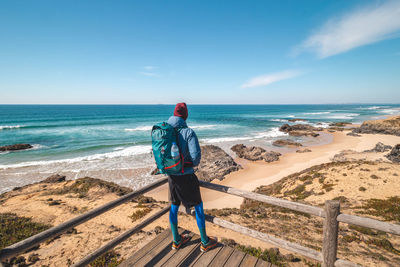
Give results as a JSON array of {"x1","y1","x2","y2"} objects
[{"x1": 168, "y1": 173, "x2": 202, "y2": 208}]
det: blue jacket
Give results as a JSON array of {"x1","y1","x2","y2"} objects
[{"x1": 167, "y1": 116, "x2": 201, "y2": 175}]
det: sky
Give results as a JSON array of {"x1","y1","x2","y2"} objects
[{"x1": 0, "y1": 0, "x2": 399, "y2": 104}]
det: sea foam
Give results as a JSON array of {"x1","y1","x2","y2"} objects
[
  {"x1": 0, "y1": 125, "x2": 23, "y2": 130},
  {"x1": 0, "y1": 145, "x2": 152, "y2": 169}
]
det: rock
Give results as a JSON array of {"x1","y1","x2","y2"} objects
[
  {"x1": 288, "y1": 118, "x2": 306, "y2": 122},
  {"x1": 386, "y1": 144, "x2": 400, "y2": 163},
  {"x1": 279, "y1": 124, "x2": 323, "y2": 133},
  {"x1": 41, "y1": 174, "x2": 66, "y2": 183},
  {"x1": 288, "y1": 130, "x2": 319, "y2": 137},
  {"x1": 364, "y1": 142, "x2": 392, "y2": 153},
  {"x1": 154, "y1": 226, "x2": 164, "y2": 234},
  {"x1": 273, "y1": 139, "x2": 302, "y2": 147},
  {"x1": 296, "y1": 148, "x2": 312, "y2": 153},
  {"x1": 328, "y1": 127, "x2": 345, "y2": 131},
  {"x1": 279, "y1": 124, "x2": 322, "y2": 137},
  {"x1": 0, "y1": 143, "x2": 33, "y2": 152},
  {"x1": 195, "y1": 145, "x2": 242, "y2": 182},
  {"x1": 347, "y1": 132, "x2": 361, "y2": 137},
  {"x1": 329, "y1": 122, "x2": 352, "y2": 127},
  {"x1": 150, "y1": 145, "x2": 241, "y2": 182},
  {"x1": 263, "y1": 151, "x2": 282, "y2": 162},
  {"x1": 352, "y1": 116, "x2": 400, "y2": 136},
  {"x1": 331, "y1": 150, "x2": 359, "y2": 162},
  {"x1": 231, "y1": 144, "x2": 281, "y2": 162}
]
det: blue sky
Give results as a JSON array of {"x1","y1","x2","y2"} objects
[{"x1": 0, "y1": 0, "x2": 399, "y2": 104}]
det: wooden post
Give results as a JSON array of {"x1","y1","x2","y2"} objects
[{"x1": 322, "y1": 200, "x2": 340, "y2": 267}]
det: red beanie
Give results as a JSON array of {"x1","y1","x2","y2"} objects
[{"x1": 174, "y1": 103, "x2": 188, "y2": 120}]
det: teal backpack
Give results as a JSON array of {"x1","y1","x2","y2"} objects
[{"x1": 151, "y1": 122, "x2": 184, "y2": 175}]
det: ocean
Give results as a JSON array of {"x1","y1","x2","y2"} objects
[{"x1": 1, "y1": 104, "x2": 400, "y2": 193}]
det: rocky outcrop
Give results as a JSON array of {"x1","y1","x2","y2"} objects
[
  {"x1": 296, "y1": 148, "x2": 312, "y2": 153},
  {"x1": 279, "y1": 124, "x2": 322, "y2": 137},
  {"x1": 386, "y1": 144, "x2": 400, "y2": 163},
  {"x1": 364, "y1": 142, "x2": 392, "y2": 153},
  {"x1": 41, "y1": 174, "x2": 66, "y2": 183},
  {"x1": 0, "y1": 144, "x2": 33, "y2": 152},
  {"x1": 195, "y1": 145, "x2": 242, "y2": 182},
  {"x1": 273, "y1": 139, "x2": 302, "y2": 147},
  {"x1": 329, "y1": 122, "x2": 352, "y2": 127},
  {"x1": 352, "y1": 116, "x2": 400, "y2": 136},
  {"x1": 347, "y1": 132, "x2": 361, "y2": 137},
  {"x1": 231, "y1": 144, "x2": 281, "y2": 162}
]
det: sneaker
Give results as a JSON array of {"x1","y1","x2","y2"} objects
[
  {"x1": 200, "y1": 237, "x2": 218, "y2": 252},
  {"x1": 172, "y1": 234, "x2": 191, "y2": 250}
]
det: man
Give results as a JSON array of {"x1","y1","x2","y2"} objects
[{"x1": 167, "y1": 102, "x2": 217, "y2": 252}]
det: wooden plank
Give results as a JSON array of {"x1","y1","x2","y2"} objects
[
  {"x1": 224, "y1": 249, "x2": 246, "y2": 266},
  {"x1": 255, "y1": 258, "x2": 271, "y2": 267},
  {"x1": 190, "y1": 245, "x2": 223, "y2": 267},
  {"x1": 239, "y1": 254, "x2": 258, "y2": 267},
  {"x1": 337, "y1": 213, "x2": 400, "y2": 236},
  {"x1": 134, "y1": 230, "x2": 191, "y2": 267},
  {"x1": 199, "y1": 181, "x2": 326, "y2": 218},
  {"x1": 118, "y1": 229, "x2": 171, "y2": 267},
  {"x1": 152, "y1": 231, "x2": 194, "y2": 267},
  {"x1": 177, "y1": 244, "x2": 203, "y2": 267},
  {"x1": 162, "y1": 234, "x2": 201, "y2": 266},
  {"x1": 73, "y1": 206, "x2": 170, "y2": 267},
  {"x1": 0, "y1": 177, "x2": 168, "y2": 261},
  {"x1": 208, "y1": 246, "x2": 234, "y2": 267},
  {"x1": 201, "y1": 213, "x2": 323, "y2": 262},
  {"x1": 322, "y1": 201, "x2": 340, "y2": 267}
]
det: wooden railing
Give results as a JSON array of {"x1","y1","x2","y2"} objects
[{"x1": 1, "y1": 177, "x2": 400, "y2": 267}]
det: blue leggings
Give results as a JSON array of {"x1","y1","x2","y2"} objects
[{"x1": 169, "y1": 203, "x2": 208, "y2": 244}]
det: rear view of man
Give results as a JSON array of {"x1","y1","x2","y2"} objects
[{"x1": 167, "y1": 102, "x2": 217, "y2": 251}]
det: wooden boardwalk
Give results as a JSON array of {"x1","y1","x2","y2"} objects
[{"x1": 119, "y1": 229, "x2": 275, "y2": 267}]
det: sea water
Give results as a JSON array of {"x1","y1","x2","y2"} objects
[{"x1": 1, "y1": 104, "x2": 399, "y2": 193}]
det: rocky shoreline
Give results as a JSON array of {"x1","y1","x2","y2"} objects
[{"x1": 0, "y1": 143, "x2": 32, "y2": 152}]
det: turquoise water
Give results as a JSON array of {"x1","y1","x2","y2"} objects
[{"x1": 1, "y1": 104, "x2": 399, "y2": 192}]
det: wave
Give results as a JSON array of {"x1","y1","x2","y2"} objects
[
  {"x1": 191, "y1": 124, "x2": 217, "y2": 129},
  {"x1": 0, "y1": 125, "x2": 23, "y2": 130},
  {"x1": 326, "y1": 113, "x2": 360, "y2": 119},
  {"x1": 0, "y1": 145, "x2": 152, "y2": 169},
  {"x1": 303, "y1": 112, "x2": 331, "y2": 115},
  {"x1": 202, "y1": 127, "x2": 287, "y2": 144},
  {"x1": 203, "y1": 136, "x2": 253, "y2": 143},
  {"x1": 378, "y1": 108, "x2": 400, "y2": 115},
  {"x1": 125, "y1": 126, "x2": 152, "y2": 132},
  {"x1": 253, "y1": 127, "x2": 288, "y2": 139},
  {"x1": 125, "y1": 124, "x2": 218, "y2": 132},
  {"x1": 357, "y1": 106, "x2": 382, "y2": 110}
]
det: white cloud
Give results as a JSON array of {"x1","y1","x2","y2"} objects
[
  {"x1": 241, "y1": 70, "x2": 303, "y2": 88},
  {"x1": 295, "y1": 0, "x2": 400, "y2": 58}
]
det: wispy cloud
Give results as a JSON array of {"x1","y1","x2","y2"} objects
[
  {"x1": 294, "y1": 0, "x2": 400, "y2": 58},
  {"x1": 241, "y1": 70, "x2": 304, "y2": 88},
  {"x1": 139, "y1": 66, "x2": 159, "y2": 77}
]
